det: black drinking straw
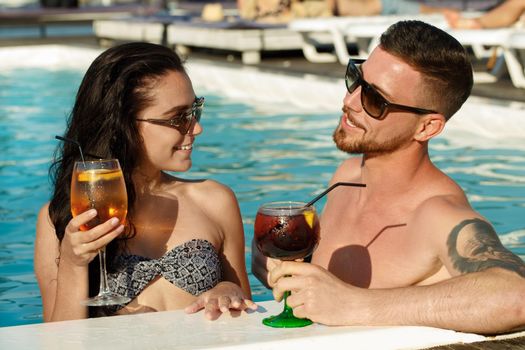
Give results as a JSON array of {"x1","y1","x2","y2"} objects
[
  {"x1": 55, "y1": 135, "x2": 96, "y2": 207},
  {"x1": 305, "y1": 182, "x2": 366, "y2": 207},
  {"x1": 55, "y1": 135, "x2": 85, "y2": 163}
]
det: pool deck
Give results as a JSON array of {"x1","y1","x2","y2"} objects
[
  {"x1": 180, "y1": 43, "x2": 525, "y2": 103},
  {"x1": 0, "y1": 300, "x2": 524, "y2": 350},
  {"x1": 0, "y1": 4, "x2": 160, "y2": 38},
  {"x1": 1, "y1": 33, "x2": 522, "y2": 104}
]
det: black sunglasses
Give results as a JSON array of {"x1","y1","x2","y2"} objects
[
  {"x1": 136, "y1": 97, "x2": 204, "y2": 134},
  {"x1": 345, "y1": 59, "x2": 437, "y2": 120}
]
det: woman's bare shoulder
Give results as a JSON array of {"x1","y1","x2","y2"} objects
[
  {"x1": 181, "y1": 179, "x2": 242, "y2": 240},
  {"x1": 36, "y1": 202, "x2": 54, "y2": 235},
  {"x1": 169, "y1": 177, "x2": 238, "y2": 211},
  {"x1": 34, "y1": 202, "x2": 60, "y2": 276}
]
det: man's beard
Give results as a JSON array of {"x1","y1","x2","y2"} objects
[{"x1": 332, "y1": 125, "x2": 412, "y2": 156}]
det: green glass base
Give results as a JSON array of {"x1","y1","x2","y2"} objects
[{"x1": 262, "y1": 308, "x2": 313, "y2": 328}]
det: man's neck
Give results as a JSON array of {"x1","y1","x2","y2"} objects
[{"x1": 359, "y1": 144, "x2": 432, "y2": 197}]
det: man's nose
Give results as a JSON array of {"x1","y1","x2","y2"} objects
[{"x1": 343, "y1": 86, "x2": 363, "y2": 113}]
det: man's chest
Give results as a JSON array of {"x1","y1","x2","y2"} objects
[{"x1": 312, "y1": 205, "x2": 440, "y2": 288}]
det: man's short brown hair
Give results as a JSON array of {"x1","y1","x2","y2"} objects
[{"x1": 380, "y1": 20, "x2": 473, "y2": 120}]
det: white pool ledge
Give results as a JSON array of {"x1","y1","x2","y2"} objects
[{"x1": 0, "y1": 300, "x2": 493, "y2": 350}]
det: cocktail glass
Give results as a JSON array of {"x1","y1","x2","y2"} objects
[
  {"x1": 70, "y1": 159, "x2": 130, "y2": 306},
  {"x1": 254, "y1": 201, "x2": 320, "y2": 328}
]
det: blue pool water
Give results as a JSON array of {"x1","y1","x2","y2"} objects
[{"x1": 1, "y1": 62, "x2": 524, "y2": 327}]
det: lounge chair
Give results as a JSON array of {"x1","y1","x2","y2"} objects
[
  {"x1": 288, "y1": 14, "x2": 448, "y2": 64},
  {"x1": 447, "y1": 27, "x2": 515, "y2": 58},
  {"x1": 445, "y1": 27, "x2": 515, "y2": 84},
  {"x1": 94, "y1": 14, "x2": 332, "y2": 65},
  {"x1": 94, "y1": 15, "x2": 176, "y2": 45},
  {"x1": 0, "y1": 4, "x2": 157, "y2": 38},
  {"x1": 503, "y1": 29, "x2": 525, "y2": 88},
  {"x1": 165, "y1": 18, "x2": 331, "y2": 65},
  {"x1": 289, "y1": 13, "x2": 525, "y2": 89}
]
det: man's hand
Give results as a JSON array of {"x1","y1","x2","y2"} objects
[
  {"x1": 269, "y1": 261, "x2": 361, "y2": 326},
  {"x1": 251, "y1": 238, "x2": 280, "y2": 288},
  {"x1": 185, "y1": 281, "x2": 258, "y2": 320}
]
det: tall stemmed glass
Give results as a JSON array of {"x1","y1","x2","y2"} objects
[
  {"x1": 254, "y1": 201, "x2": 320, "y2": 328},
  {"x1": 70, "y1": 159, "x2": 130, "y2": 306}
]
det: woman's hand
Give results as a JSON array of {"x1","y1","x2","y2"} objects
[
  {"x1": 184, "y1": 281, "x2": 258, "y2": 320},
  {"x1": 60, "y1": 209, "x2": 125, "y2": 267}
]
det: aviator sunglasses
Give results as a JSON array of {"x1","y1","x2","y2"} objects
[
  {"x1": 345, "y1": 59, "x2": 437, "y2": 120},
  {"x1": 136, "y1": 96, "x2": 205, "y2": 134}
]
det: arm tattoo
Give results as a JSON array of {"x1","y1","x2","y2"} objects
[{"x1": 447, "y1": 218, "x2": 525, "y2": 277}]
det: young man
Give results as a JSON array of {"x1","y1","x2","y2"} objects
[{"x1": 252, "y1": 20, "x2": 525, "y2": 334}]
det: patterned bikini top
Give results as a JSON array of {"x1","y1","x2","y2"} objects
[{"x1": 106, "y1": 239, "x2": 222, "y2": 313}]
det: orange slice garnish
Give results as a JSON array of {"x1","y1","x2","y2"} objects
[
  {"x1": 77, "y1": 169, "x2": 122, "y2": 182},
  {"x1": 304, "y1": 211, "x2": 315, "y2": 228}
]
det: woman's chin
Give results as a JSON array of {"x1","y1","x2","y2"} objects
[{"x1": 166, "y1": 160, "x2": 192, "y2": 173}]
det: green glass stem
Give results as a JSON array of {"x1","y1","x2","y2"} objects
[
  {"x1": 262, "y1": 291, "x2": 313, "y2": 328},
  {"x1": 281, "y1": 291, "x2": 295, "y2": 317}
]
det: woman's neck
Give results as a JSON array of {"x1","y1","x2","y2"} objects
[{"x1": 132, "y1": 167, "x2": 166, "y2": 195}]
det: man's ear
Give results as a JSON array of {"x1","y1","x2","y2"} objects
[{"x1": 414, "y1": 114, "x2": 446, "y2": 142}]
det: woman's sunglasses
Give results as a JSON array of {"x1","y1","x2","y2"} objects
[
  {"x1": 137, "y1": 96, "x2": 205, "y2": 134},
  {"x1": 345, "y1": 59, "x2": 437, "y2": 120}
]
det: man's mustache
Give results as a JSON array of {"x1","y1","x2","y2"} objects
[{"x1": 341, "y1": 106, "x2": 366, "y2": 130}]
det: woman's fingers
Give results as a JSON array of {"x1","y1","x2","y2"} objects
[
  {"x1": 184, "y1": 281, "x2": 259, "y2": 319},
  {"x1": 244, "y1": 299, "x2": 258, "y2": 311},
  {"x1": 204, "y1": 298, "x2": 220, "y2": 320},
  {"x1": 184, "y1": 298, "x2": 204, "y2": 314},
  {"x1": 83, "y1": 217, "x2": 122, "y2": 243},
  {"x1": 67, "y1": 211, "x2": 123, "y2": 245},
  {"x1": 66, "y1": 209, "x2": 97, "y2": 234},
  {"x1": 81, "y1": 224, "x2": 124, "y2": 252},
  {"x1": 61, "y1": 210, "x2": 125, "y2": 266},
  {"x1": 218, "y1": 295, "x2": 231, "y2": 313}
]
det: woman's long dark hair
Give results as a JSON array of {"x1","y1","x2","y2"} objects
[{"x1": 48, "y1": 42, "x2": 185, "y2": 315}]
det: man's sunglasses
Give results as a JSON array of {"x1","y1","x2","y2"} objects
[
  {"x1": 345, "y1": 59, "x2": 437, "y2": 120},
  {"x1": 137, "y1": 96, "x2": 204, "y2": 134}
]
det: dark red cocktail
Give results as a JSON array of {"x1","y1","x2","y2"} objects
[
  {"x1": 254, "y1": 201, "x2": 320, "y2": 328},
  {"x1": 254, "y1": 208, "x2": 319, "y2": 260}
]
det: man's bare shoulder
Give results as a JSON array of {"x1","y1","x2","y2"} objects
[
  {"x1": 407, "y1": 178, "x2": 479, "y2": 249},
  {"x1": 413, "y1": 193, "x2": 525, "y2": 278},
  {"x1": 411, "y1": 166, "x2": 472, "y2": 221},
  {"x1": 412, "y1": 192, "x2": 477, "y2": 234}
]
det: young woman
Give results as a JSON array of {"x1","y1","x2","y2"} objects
[{"x1": 34, "y1": 42, "x2": 255, "y2": 321}]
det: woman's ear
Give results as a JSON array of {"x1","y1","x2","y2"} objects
[{"x1": 414, "y1": 114, "x2": 446, "y2": 142}]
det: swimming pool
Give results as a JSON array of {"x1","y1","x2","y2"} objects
[{"x1": 0, "y1": 45, "x2": 524, "y2": 327}]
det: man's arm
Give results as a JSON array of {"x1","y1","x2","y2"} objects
[
  {"x1": 334, "y1": 0, "x2": 381, "y2": 16},
  {"x1": 445, "y1": 218, "x2": 524, "y2": 277},
  {"x1": 365, "y1": 213, "x2": 525, "y2": 333},
  {"x1": 270, "y1": 262, "x2": 524, "y2": 333},
  {"x1": 476, "y1": 0, "x2": 525, "y2": 28},
  {"x1": 447, "y1": 0, "x2": 525, "y2": 29},
  {"x1": 269, "y1": 204, "x2": 525, "y2": 333}
]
